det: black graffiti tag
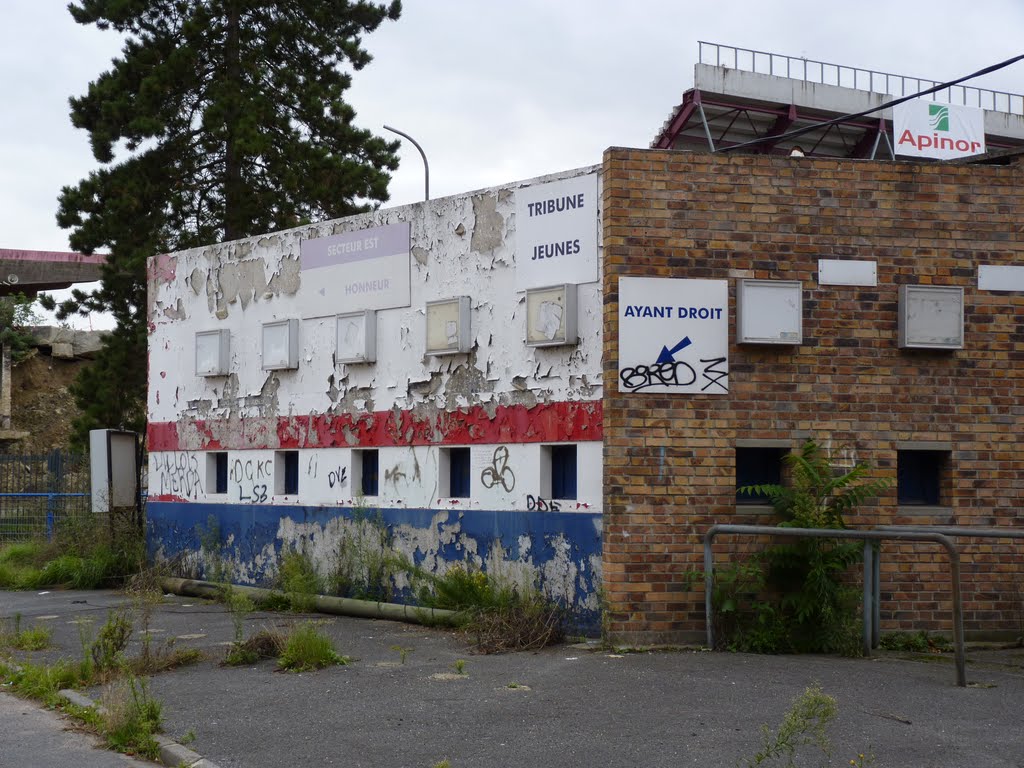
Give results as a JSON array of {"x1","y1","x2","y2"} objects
[
  {"x1": 619, "y1": 360, "x2": 697, "y2": 392},
  {"x1": 155, "y1": 452, "x2": 203, "y2": 499},
  {"x1": 328, "y1": 467, "x2": 348, "y2": 488},
  {"x1": 480, "y1": 446, "x2": 515, "y2": 492},
  {"x1": 526, "y1": 494, "x2": 560, "y2": 512}
]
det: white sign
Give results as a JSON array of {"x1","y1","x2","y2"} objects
[
  {"x1": 516, "y1": 173, "x2": 598, "y2": 290},
  {"x1": 299, "y1": 222, "x2": 411, "y2": 317},
  {"x1": 893, "y1": 101, "x2": 985, "y2": 160},
  {"x1": 618, "y1": 277, "x2": 728, "y2": 395}
]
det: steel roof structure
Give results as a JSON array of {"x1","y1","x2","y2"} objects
[{"x1": 653, "y1": 42, "x2": 1024, "y2": 159}]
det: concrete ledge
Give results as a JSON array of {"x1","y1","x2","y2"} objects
[
  {"x1": 155, "y1": 734, "x2": 208, "y2": 768},
  {"x1": 57, "y1": 689, "x2": 222, "y2": 768}
]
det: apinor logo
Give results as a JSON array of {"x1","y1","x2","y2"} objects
[{"x1": 928, "y1": 104, "x2": 950, "y2": 131}]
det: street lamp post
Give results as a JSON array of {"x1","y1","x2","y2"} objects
[{"x1": 383, "y1": 124, "x2": 429, "y2": 201}]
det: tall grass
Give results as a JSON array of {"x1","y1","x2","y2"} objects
[{"x1": 0, "y1": 515, "x2": 143, "y2": 590}]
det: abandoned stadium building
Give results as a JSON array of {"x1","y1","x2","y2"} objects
[{"x1": 147, "y1": 148, "x2": 1024, "y2": 644}]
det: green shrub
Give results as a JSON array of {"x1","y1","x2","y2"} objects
[
  {"x1": 277, "y1": 621, "x2": 350, "y2": 672},
  {"x1": 732, "y1": 439, "x2": 890, "y2": 655},
  {"x1": 277, "y1": 547, "x2": 322, "y2": 613},
  {"x1": 91, "y1": 610, "x2": 133, "y2": 672}
]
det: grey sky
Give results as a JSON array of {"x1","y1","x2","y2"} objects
[{"x1": 3, "y1": 0, "x2": 1023, "y2": 253}]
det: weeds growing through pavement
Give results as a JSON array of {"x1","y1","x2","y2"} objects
[
  {"x1": 452, "y1": 659, "x2": 466, "y2": 676},
  {"x1": 391, "y1": 644, "x2": 412, "y2": 664},
  {"x1": 744, "y1": 683, "x2": 837, "y2": 767},
  {"x1": 277, "y1": 621, "x2": 350, "y2": 672},
  {"x1": 100, "y1": 676, "x2": 163, "y2": 759},
  {"x1": 0, "y1": 613, "x2": 52, "y2": 651},
  {"x1": 223, "y1": 628, "x2": 287, "y2": 666},
  {"x1": 878, "y1": 631, "x2": 952, "y2": 654},
  {"x1": 90, "y1": 609, "x2": 133, "y2": 673}
]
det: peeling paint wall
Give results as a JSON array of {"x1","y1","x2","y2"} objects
[
  {"x1": 147, "y1": 166, "x2": 604, "y2": 627},
  {"x1": 147, "y1": 502, "x2": 602, "y2": 632},
  {"x1": 148, "y1": 166, "x2": 603, "y2": 438}
]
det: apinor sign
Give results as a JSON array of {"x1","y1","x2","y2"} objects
[{"x1": 893, "y1": 101, "x2": 985, "y2": 160}]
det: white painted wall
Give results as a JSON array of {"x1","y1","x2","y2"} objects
[
  {"x1": 149, "y1": 441, "x2": 602, "y2": 512},
  {"x1": 148, "y1": 166, "x2": 604, "y2": 513}
]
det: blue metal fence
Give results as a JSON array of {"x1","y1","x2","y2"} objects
[{"x1": 0, "y1": 450, "x2": 91, "y2": 542}]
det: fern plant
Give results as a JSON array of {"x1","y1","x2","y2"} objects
[{"x1": 738, "y1": 440, "x2": 891, "y2": 654}]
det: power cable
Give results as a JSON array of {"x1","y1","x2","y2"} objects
[{"x1": 717, "y1": 53, "x2": 1024, "y2": 152}]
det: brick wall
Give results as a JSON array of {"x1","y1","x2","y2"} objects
[{"x1": 602, "y1": 148, "x2": 1024, "y2": 645}]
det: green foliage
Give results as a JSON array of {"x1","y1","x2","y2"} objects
[
  {"x1": 738, "y1": 440, "x2": 891, "y2": 527},
  {"x1": 0, "y1": 515, "x2": 144, "y2": 590},
  {"x1": 223, "y1": 628, "x2": 286, "y2": 667},
  {"x1": 277, "y1": 547, "x2": 322, "y2": 613},
  {"x1": 414, "y1": 563, "x2": 511, "y2": 611},
  {"x1": 221, "y1": 585, "x2": 255, "y2": 643},
  {"x1": 48, "y1": 1, "x2": 402, "y2": 445},
  {"x1": 0, "y1": 658, "x2": 94, "y2": 707},
  {"x1": 744, "y1": 683, "x2": 838, "y2": 767},
  {"x1": 327, "y1": 510, "x2": 397, "y2": 602},
  {"x1": 100, "y1": 676, "x2": 163, "y2": 759},
  {"x1": 91, "y1": 609, "x2": 133, "y2": 672},
  {"x1": 277, "y1": 621, "x2": 351, "y2": 672},
  {"x1": 879, "y1": 630, "x2": 951, "y2": 653},
  {"x1": 196, "y1": 515, "x2": 228, "y2": 585},
  {"x1": 0, "y1": 293, "x2": 41, "y2": 363},
  {"x1": 730, "y1": 440, "x2": 890, "y2": 655},
  {"x1": 0, "y1": 613, "x2": 53, "y2": 651}
]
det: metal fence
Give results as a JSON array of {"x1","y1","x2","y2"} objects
[
  {"x1": 0, "y1": 450, "x2": 91, "y2": 543},
  {"x1": 698, "y1": 41, "x2": 1024, "y2": 116}
]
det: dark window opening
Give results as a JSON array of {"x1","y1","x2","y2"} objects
[
  {"x1": 448, "y1": 447, "x2": 471, "y2": 498},
  {"x1": 736, "y1": 446, "x2": 787, "y2": 504},
  {"x1": 359, "y1": 449, "x2": 379, "y2": 497},
  {"x1": 897, "y1": 450, "x2": 946, "y2": 505},
  {"x1": 214, "y1": 452, "x2": 228, "y2": 494},
  {"x1": 550, "y1": 445, "x2": 578, "y2": 500},
  {"x1": 276, "y1": 450, "x2": 299, "y2": 496}
]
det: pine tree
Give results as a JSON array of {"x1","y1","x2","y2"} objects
[{"x1": 45, "y1": 0, "x2": 402, "y2": 448}]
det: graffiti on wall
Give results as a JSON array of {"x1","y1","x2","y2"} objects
[
  {"x1": 231, "y1": 457, "x2": 271, "y2": 503},
  {"x1": 153, "y1": 452, "x2": 203, "y2": 499},
  {"x1": 527, "y1": 494, "x2": 560, "y2": 512},
  {"x1": 480, "y1": 446, "x2": 515, "y2": 492}
]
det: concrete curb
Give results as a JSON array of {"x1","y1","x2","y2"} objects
[{"x1": 57, "y1": 689, "x2": 221, "y2": 768}]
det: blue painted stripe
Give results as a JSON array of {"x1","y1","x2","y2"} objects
[{"x1": 147, "y1": 501, "x2": 603, "y2": 635}]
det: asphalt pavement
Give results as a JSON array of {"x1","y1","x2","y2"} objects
[{"x1": 2, "y1": 589, "x2": 1022, "y2": 768}]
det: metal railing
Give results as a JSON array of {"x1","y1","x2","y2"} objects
[
  {"x1": 870, "y1": 525, "x2": 1024, "y2": 648},
  {"x1": 704, "y1": 524, "x2": 966, "y2": 687},
  {"x1": 0, "y1": 451, "x2": 91, "y2": 542},
  {"x1": 698, "y1": 41, "x2": 1024, "y2": 116}
]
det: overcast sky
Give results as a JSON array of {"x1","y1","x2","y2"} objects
[{"x1": 2, "y1": 0, "x2": 1023, "y2": 325}]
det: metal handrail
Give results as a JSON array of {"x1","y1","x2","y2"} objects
[
  {"x1": 698, "y1": 41, "x2": 1024, "y2": 116},
  {"x1": 703, "y1": 524, "x2": 966, "y2": 687},
  {"x1": 871, "y1": 525, "x2": 1024, "y2": 649}
]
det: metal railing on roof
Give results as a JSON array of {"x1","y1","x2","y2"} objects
[{"x1": 698, "y1": 41, "x2": 1024, "y2": 116}]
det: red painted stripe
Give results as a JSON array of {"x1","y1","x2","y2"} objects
[{"x1": 148, "y1": 401, "x2": 603, "y2": 452}]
